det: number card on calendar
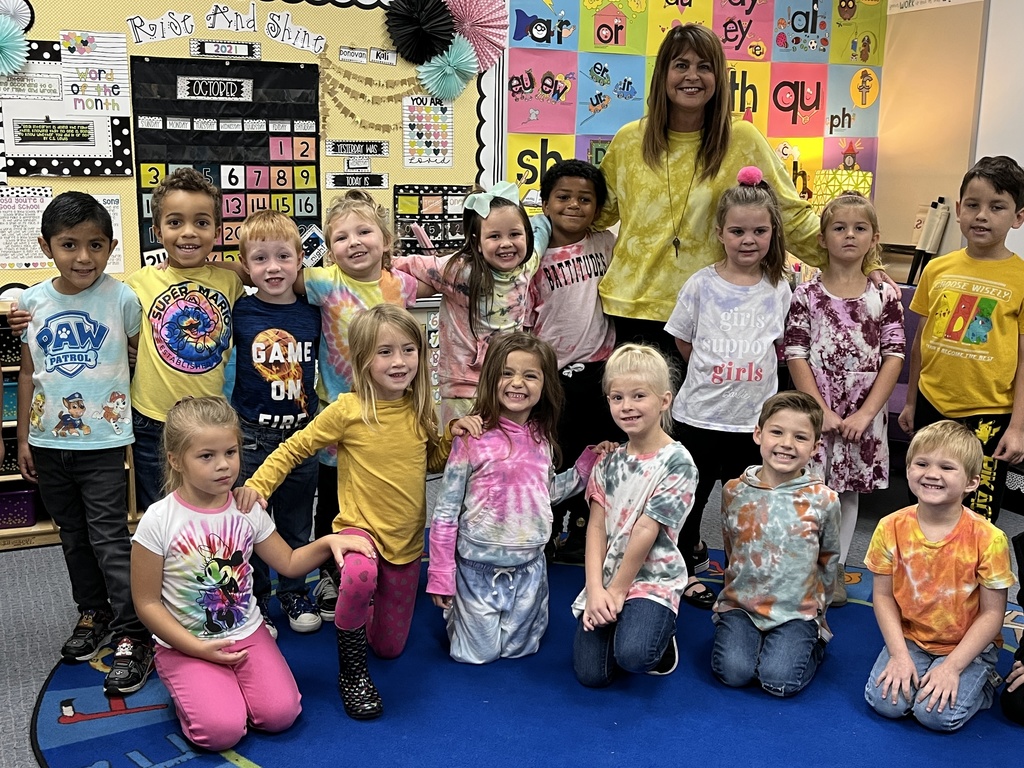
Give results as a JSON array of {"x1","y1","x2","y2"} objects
[{"x1": 131, "y1": 58, "x2": 321, "y2": 265}]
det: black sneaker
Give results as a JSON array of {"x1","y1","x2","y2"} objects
[
  {"x1": 61, "y1": 609, "x2": 113, "y2": 663},
  {"x1": 692, "y1": 541, "x2": 710, "y2": 574},
  {"x1": 103, "y1": 636, "x2": 154, "y2": 696},
  {"x1": 256, "y1": 595, "x2": 278, "y2": 639},
  {"x1": 647, "y1": 636, "x2": 679, "y2": 676},
  {"x1": 313, "y1": 573, "x2": 338, "y2": 621},
  {"x1": 279, "y1": 591, "x2": 322, "y2": 633}
]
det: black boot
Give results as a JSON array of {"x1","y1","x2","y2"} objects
[{"x1": 336, "y1": 626, "x2": 383, "y2": 720}]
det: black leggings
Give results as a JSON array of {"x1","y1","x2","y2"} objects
[{"x1": 674, "y1": 422, "x2": 759, "y2": 575}]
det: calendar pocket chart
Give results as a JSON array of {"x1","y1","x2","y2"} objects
[{"x1": 131, "y1": 58, "x2": 321, "y2": 266}]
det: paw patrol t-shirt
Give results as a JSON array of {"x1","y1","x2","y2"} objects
[
  {"x1": 912, "y1": 248, "x2": 1024, "y2": 418},
  {"x1": 20, "y1": 273, "x2": 142, "y2": 450}
]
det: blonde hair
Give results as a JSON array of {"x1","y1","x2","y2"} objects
[
  {"x1": 602, "y1": 343, "x2": 675, "y2": 433},
  {"x1": 238, "y1": 210, "x2": 302, "y2": 262},
  {"x1": 162, "y1": 396, "x2": 242, "y2": 494},
  {"x1": 323, "y1": 191, "x2": 394, "y2": 270},
  {"x1": 907, "y1": 420, "x2": 984, "y2": 480},
  {"x1": 819, "y1": 191, "x2": 882, "y2": 272},
  {"x1": 348, "y1": 304, "x2": 439, "y2": 447}
]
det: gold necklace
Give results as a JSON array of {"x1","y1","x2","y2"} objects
[{"x1": 665, "y1": 155, "x2": 698, "y2": 260}]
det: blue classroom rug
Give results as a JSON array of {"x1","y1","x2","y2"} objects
[{"x1": 32, "y1": 552, "x2": 1024, "y2": 768}]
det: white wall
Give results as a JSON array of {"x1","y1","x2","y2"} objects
[
  {"x1": 975, "y1": 0, "x2": 1024, "y2": 255},
  {"x1": 874, "y1": 3, "x2": 984, "y2": 255}
]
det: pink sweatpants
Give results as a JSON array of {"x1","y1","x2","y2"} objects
[
  {"x1": 334, "y1": 527, "x2": 421, "y2": 659},
  {"x1": 153, "y1": 623, "x2": 301, "y2": 752}
]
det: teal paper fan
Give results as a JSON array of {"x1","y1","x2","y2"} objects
[
  {"x1": 416, "y1": 34, "x2": 479, "y2": 101},
  {"x1": 0, "y1": 13, "x2": 26, "y2": 76}
]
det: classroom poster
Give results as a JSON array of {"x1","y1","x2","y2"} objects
[{"x1": 505, "y1": 0, "x2": 887, "y2": 207}]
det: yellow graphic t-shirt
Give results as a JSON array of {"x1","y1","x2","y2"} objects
[
  {"x1": 127, "y1": 264, "x2": 244, "y2": 421},
  {"x1": 911, "y1": 248, "x2": 1024, "y2": 418},
  {"x1": 865, "y1": 505, "x2": 1014, "y2": 655}
]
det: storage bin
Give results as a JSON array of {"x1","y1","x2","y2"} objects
[
  {"x1": 2, "y1": 381, "x2": 15, "y2": 421},
  {"x1": 0, "y1": 436, "x2": 17, "y2": 475},
  {"x1": 0, "y1": 322, "x2": 19, "y2": 366},
  {"x1": 0, "y1": 488, "x2": 37, "y2": 529}
]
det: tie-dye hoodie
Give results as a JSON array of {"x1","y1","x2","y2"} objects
[
  {"x1": 714, "y1": 466, "x2": 841, "y2": 641},
  {"x1": 427, "y1": 418, "x2": 598, "y2": 596}
]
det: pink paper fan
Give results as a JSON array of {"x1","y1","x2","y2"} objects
[{"x1": 445, "y1": 0, "x2": 507, "y2": 72}]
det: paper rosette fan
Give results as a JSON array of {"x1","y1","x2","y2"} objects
[
  {"x1": 417, "y1": 34, "x2": 478, "y2": 101},
  {"x1": 0, "y1": 13, "x2": 27, "y2": 76},
  {"x1": 385, "y1": 0, "x2": 455, "y2": 66},
  {"x1": 0, "y1": 0, "x2": 32, "y2": 32},
  {"x1": 444, "y1": 0, "x2": 507, "y2": 72}
]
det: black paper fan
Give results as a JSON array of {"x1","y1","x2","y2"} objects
[{"x1": 385, "y1": 0, "x2": 455, "y2": 66}]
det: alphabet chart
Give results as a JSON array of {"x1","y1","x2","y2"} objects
[
  {"x1": 505, "y1": 0, "x2": 887, "y2": 201},
  {"x1": 130, "y1": 57, "x2": 321, "y2": 266}
]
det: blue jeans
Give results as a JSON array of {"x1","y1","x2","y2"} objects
[
  {"x1": 237, "y1": 420, "x2": 318, "y2": 598},
  {"x1": 32, "y1": 446, "x2": 147, "y2": 640},
  {"x1": 131, "y1": 411, "x2": 165, "y2": 513},
  {"x1": 573, "y1": 598, "x2": 677, "y2": 687},
  {"x1": 864, "y1": 639, "x2": 999, "y2": 731},
  {"x1": 712, "y1": 610, "x2": 826, "y2": 697}
]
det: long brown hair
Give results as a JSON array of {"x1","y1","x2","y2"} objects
[
  {"x1": 643, "y1": 24, "x2": 731, "y2": 181},
  {"x1": 348, "y1": 304, "x2": 439, "y2": 449},
  {"x1": 473, "y1": 332, "x2": 563, "y2": 467},
  {"x1": 443, "y1": 187, "x2": 534, "y2": 337}
]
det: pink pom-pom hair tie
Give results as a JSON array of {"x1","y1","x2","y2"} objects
[{"x1": 736, "y1": 166, "x2": 763, "y2": 186}]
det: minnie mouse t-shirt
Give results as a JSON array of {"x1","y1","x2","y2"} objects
[{"x1": 132, "y1": 491, "x2": 276, "y2": 646}]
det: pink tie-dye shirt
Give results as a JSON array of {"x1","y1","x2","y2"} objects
[{"x1": 427, "y1": 418, "x2": 597, "y2": 596}]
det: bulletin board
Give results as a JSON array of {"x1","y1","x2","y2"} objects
[
  {"x1": 498, "y1": 0, "x2": 888, "y2": 206},
  {"x1": 0, "y1": 0, "x2": 493, "y2": 284}
]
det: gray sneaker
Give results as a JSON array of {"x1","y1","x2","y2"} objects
[
  {"x1": 313, "y1": 573, "x2": 338, "y2": 621},
  {"x1": 832, "y1": 564, "x2": 848, "y2": 607}
]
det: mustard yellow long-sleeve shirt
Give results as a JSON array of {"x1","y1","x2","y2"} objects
[{"x1": 246, "y1": 393, "x2": 451, "y2": 564}]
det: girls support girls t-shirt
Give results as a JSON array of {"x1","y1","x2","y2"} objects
[
  {"x1": 665, "y1": 265, "x2": 792, "y2": 432},
  {"x1": 20, "y1": 273, "x2": 142, "y2": 450}
]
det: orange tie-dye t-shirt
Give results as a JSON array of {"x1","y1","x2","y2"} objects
[{"x1": 865, "y1": 505, "x2": 1014, "y2": 655}]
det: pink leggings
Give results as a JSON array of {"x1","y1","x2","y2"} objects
[
  {"x1": 335, "y1": 527, "x2": 421, "y2": 659},
  {"x1": 153, "y1": 623, "x2": 301, "y2": 752}
]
